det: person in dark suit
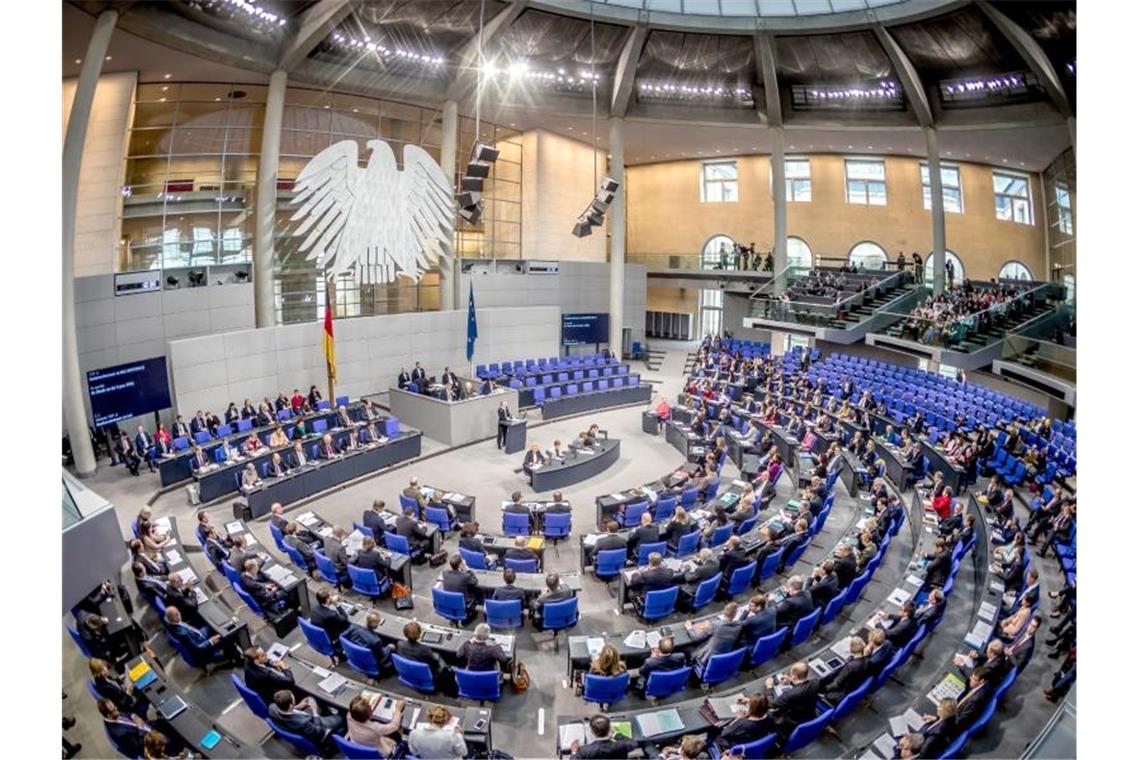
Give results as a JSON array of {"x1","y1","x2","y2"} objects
[
  {"x1": 268, "y1": 690, "x2": 345, "y2": 755},
  {"x1": 133, "y1": 426, "x2": 156, "y2": 472},
  {"x1": 636, "y1": 636, "x2": 687, "y2": 693},
  {"x1": 779, "y1": 519, "x2": 812, "y2": 571},
  {"x1": 591, "y1": 520, "x2": 627, "y2": 561},
  {"x1": 954, "y1": 668, "x2": 992, "y2": 728},
  {"x1": 819, "y1": 636, "x2": 869, "y2": 705},
  {"x1": 740, "y1": 594, "x2": 778, "y2": 644},
  {"x1": 343, "y1": 610, "x2": 393, "y2": 672},
  {"x1": 492, "y1": 567, "x2": 528, "y2": 604},
  {"x1": 310, "y1": 588, "x2": 351, "y2": 645},
  {"x1": 89, "y1": 658, "x2": 149, "y2": 719},
  {"x1": 833, "y1": 543, "x2": 858, "y2": 588},
  {"x1": 322, "y1": 526, "x2": 350, "y2": 576},
  {"x1": 689, "y1": 602, "x2": 743, "y2": 667},
  {"x1": 766, "y1": 661, "x2": 820, "y2": 735},
  {"x1": 266, "y1": 452, "x2": 291, "y2": 478},
  {"x1": 1007, "y1": 615, "x2": 1041, "y2": 672},
  {"x1": 188, "y1": 444, "x2": 209, "y2": 473},
  {"x1": 201, "y1": 527, "x2": 230, "y2": 569},
  {"x1": 775, "y1": 576, "x2": 816, "y2": 629},
  {"x1": 458, "y1": 623, "x2": 511, "y2": 672},
  {"x1": 916, "y1": 588, "x2": 947, "y2": 628},
  {"x1": 663, "y1": 507, "x2": 697, "y2": 548},
  {"x1": 546, "y1": 491, "x2": 572, "y2": 513},
  {"x1": 522, "y1": 443, "x2": 547, "y2": 469},
  {"x1": 317, "y1": 433, "x2": 341, "y2": 459},
  {"x1": 352, "y1": 536, "x2": 386, "y2": 574},
  {"x1": 239, "y1": 559, "x2": 288, "y2": 612},
  {"x1": 504, "y1": 535, "x2": 540, "y2": 568},
  {"x1": 917, "y1": 698, "x2": 958, "y2": 759},
  {"x1": 922, "y1": 538, "x2": 952, "y2": 592},
  {"x1": 283, "y1": 522, "x2": 317, "y2": 571},
  {"x1": 242, "y1": 646, "x2": 298, "y2": 704},
  {"x1": 396, "y1": 508, "x2": 432, "y2": 553},
  {"x1": 865, "y1": 628, "x2": 895, "y2": 676},
  {"x1": 164, "y1": 607, "x2": 234, "y2": 666},
  {"x1": 396, "y1": 621, "x2": 453, "y2": 694},
  {"x1": 718, "y1": 535, "x2": 751, "y2": 578},
  {"x1": 496, "y1": 402, "x2": 511, "y2": 449},
  {"x1": 162, "y1": 573, "x2": 202, "y2": 625},
  {"x1": 715, "y1": 693, "x2": 777, "y2": 751},
  {"x1": 362, "y1": 500, "x2": 389, "y2": 537},
  {"x1": 98, "y1": 699, "x2": 172, "y2": 758},
  {"x1": 627, "y1": 512, "x2": 661, "y2": 561},
  {"x1": 532, "y1": 573, "x2": 575, "y2": 629},
  {"x1": 806, "y1": 561, "x2": 840, "y2": 608},
  {"x1": 569, "y1": 714, "x2": 640, "y2": 759},
  {"x1": 678, "y1": 548, "x2": 720, "y2": 607},
  {"x1": 458, "y1": 522, "x2": 495, "y2": 569},
  {"x1": 877, "y1": 600, "x2": 918, "y2": 648},
  {"x1": 397, "y1": 367, "x2": 411, "y2": 390},
  {"x1": 410, "y1": 362, "x2": 427, "y2": 386},
  {"x1": 441, "y1": 554, "x2": 478, "y2": 615},
  {"x1": 628, "y1": 553, "x2": 682, "y2": 603},
  {"x1": 955, "y1": 638, "x2": 1011, "y2": 687}
]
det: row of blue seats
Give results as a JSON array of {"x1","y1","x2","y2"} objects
[
  {"x1": 533, "y1": 375, "x2": 641, "y2": 405},
  {"x1": 476, "y1": 353, "x2": 618, "y2": 380},
  {"x1": 504, "y1": 364, "x2": 630, "y2": 387}
]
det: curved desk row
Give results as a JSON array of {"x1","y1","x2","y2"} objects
[
  {"x1": 527, "y1": 439, "x2": 622, "y2": 492},
  {"x1": 539, "y1": 384, "x2": 652, "y2": 420}
]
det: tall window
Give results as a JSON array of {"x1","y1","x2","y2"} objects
[
  {"x1": 701, "y1": 234, "x2": 737, "y2": 270},
  {"x1": 998, "y1": 261, "x2": 1033, "y2": 281},
  {"x1": 787, "y1": 237, "x2": 813, "y2": 270},
  {"x1": 921, "y1": 163, "x2": 963, "y2": 213},
  {"x1": 993, "y1": 171, "x2": 1033, "y2": 225},
  {"x1": 785, "y1": 158, "x2": 811, "y2": 202},
  {"x1": 845, "y1": 159, "x2": 887, "y2": 206},
  {"x1": 1056, "y1": 183, "x2": 1073, "y2": 235},
  {"x1": 701, "y1": 160, "x2": 738, "y2": 203},
  {"x1": 848, "y1": 241, "x2": 888, "y2": 270},
  {"x1": 1062, "y1": 274, "x2": 1075, "y2": 305},
  {"x1": 925, "y1": 251, "x2": 965, "y2": 286},
  {"x1": 699, "y1": 235, "x2": 731, "y2": 336}
]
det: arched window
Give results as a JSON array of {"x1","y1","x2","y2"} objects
[
  {"x1": 924, "y1": 250, "x2": 964, "y2": 286},
  {"x1": 787, "y1": 236, "x2": 813, "y2": 270},
  {"x1": 998, "y1": 260, "x2": 1033, "y2": 282},
  {"x1": 701, "y1": 234, "x2": 735, "y2": 270},
  {"x1": 848, "y1": 241, "x2": 888, "y2": 270},
  {"x1": 1062, "y1": 274, "x2": 1075, "y2": 304}
]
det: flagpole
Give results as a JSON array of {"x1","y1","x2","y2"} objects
[{"x1": 326, "y1": 273, "x2": 336, "y2": 406}]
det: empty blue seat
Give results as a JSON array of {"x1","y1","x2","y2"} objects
[
  {"x1": 620, "y1": 501, "x2": 648, "y2": 527},
  {"x1": 456, "y1": 668, "x2": 502, "y2": 702},
  {"x1": 566, "y1": 384, "x2": 579, "y2": 396},
  {"x1": 460, "y1": 547, "x2": 490, "y2": 570},
  {"x1": 636, "y1": 586, "x2": 678, "y2": 622},
  {"x1": 654, "y1": 495, "x2": 678, "y2": 522},
  {"x1": 788, "y1": 608, "x2": 822, "y2": 648},
  {"x1": 582, "y1": 672, "x2": 630, "y2": 708},
  {"x1": 671, "y1": 530, "x2": 701, "y2": 559},
  {"x1": 783, "y1": 708, "x2": 833, "y2": 753},
  {"x1": 425, "y1": 506, "x2": 452, "y2": 533},
  {"x1": 299, "y1": 617, "x2": 337, "y2": 660},
  {"x1": 485, "y1": 598, "x2": 524, "y2": 628},
  {"x1": 340, "y1": 635, "x2": 382, "y2": 679},
  {"x1": 727, "y1": 734, "x2": 777, "y2": 759},
  {"x1": 749, "y1": 627, "x2": 788, "y2": 668},
  {"x1": 332, "y1": 735, "x2": 384, "y2": 759},
  {"x1": 595, "y1": 548, "x2": 626, "y2": 580},
  {"x1": 231, "y1": 673, "x2": 270, "y2": 720},
  {"x1": 392, "y1": 654, "x2": 435, "y2": 693},
  {"x1": 829, "y1": 677, "x2": 872, "y2": 723},
  {"x1": 348, "y1": 564, "x2": 385, "y2": 599},
  {"x1": 644, "y1": 667, "x2": 691, "y2": 699},
  {"x1": 505, "y1": 557, "x2": 538, "y2": 573},
  {"x1": 692, "y1": 572, "x2": 722, "y2": 611},
  {"x1": 267, "y1": 718, "x2": 322, "y2": 756},
  {"x1": 543, "y1": 511, "x2": 572, "y2": 539},
  {"x1": 709, "y1": 524, "x2": 733, "y2": 548},
  {"x1": 383, "y1": 531, "x2": 421, "y2": 560},
  {"x1": 637, "y1": 541, "x2": 668, "y2": 566},
  {"x1": 725, "y1": 561, "x2": 757, "y2": 596},
  {"x1": 537, "y1": 596, "x2": 579, "y2": 633},
  {"x1": 432, "y1": 587, "x2": 471, "y2": 624},
  {"x1": 698, "y1": 647, "x2": 747, "y2": 687},
  {"x1": 313, "y1": 550, "x2": 344, "y2": 587},
  {"x1": 503, "y1": 512, "x2": 531, "y2": 537}
]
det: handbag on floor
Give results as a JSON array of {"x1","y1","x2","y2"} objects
[{"x1": 513, "y1": 661, "x2": 530, "y2": 692}]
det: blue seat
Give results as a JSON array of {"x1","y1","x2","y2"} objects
[
  {"x1": 485, "y1": 598, "x2": 524, "y2": 628},
  {"x1": 340, "y1": 635, "x2": 383, "y2": 679},
  {"x1": 671, "y1": 530, "x2": 701, "y2": 559},
  {"x1": 172, "y1": 436, "x2": 190, "y2": 451},
  {"x1": 653, "y1": 495, "x2": 679, "y2": 522},
  {"x1": 533, "y1": 387, "x2": 547, "y2": 406},
  {"x1": 503, "y1": 512, "x2": 531, "y2": 537},
  {"x1": 281, "y1": 542, "x2": 311, "y2": 573},
  {"x1": 505, "y1": 557, "x2": 538, "y2": 573},
  {"x1": 583, "y1": 672, "x2": 630, "y2": 708},
  {"x1": 424, "y1": 506, "x2": 452, "y2": 533},
  {"x1": 727, "y1": 734, "x2": 777, "y2": 759},
  {"x1": 236, "y1": 420, "x2": 253, "y2": 432},
  {"x1": 231, "y1": 673, "x2": 270, "y2": 720},
  {"x1": 829, "y1": 677, "x2": 872, "y2": 723},
  {"x1": 680, "y1": 487, "x2": 699, "y2": 507},
  {"x1": 432, "y1": 587, "x2": 471, "y2": 625},
  {"x1": 709, "y1": 524, "x2": 733, "y2": 548},
  {"x1": 193, "y1": 430, "x2": 211, "y2": 443},
  {"x1": 543, "y1": 511, "x2": 572, "y2": 539},
  {"x1": 383, "y1": 531, "x2": 421, "y2": 559},
  {"x1": 595, "y1": 548, "x2": 627, "y2": 580},
  {"x1": 937, "y1": 733, "x2": 967, "y2": 760},
  {"x1": 332, "y1": 734, "x2": 384, "y2": 759},
  {"x1": 268, "y1": 522, "x2": 287, "y2": 552},
  {"x1": 398, "y1": 494, "x2": 419, "y2": 515},
  {"x1": 566, "y1": 384, "x2": 579, "y2": 396},
  {"x1": 637, "y1": 586, "x2": 678, "y2": 622},
  {"x1": 67, "y1": 622, "x2": 95, "y2": 658},
  {"x1": 538, "y1": 596, "x2": 579, "y2": 633},
  {"x1": 692, "y1": 572, "x2": 722, "y2": 611},
  {"x1": 698, "y1": 647, "x2": 747, "y2": 687},
  {"x1": 620, "y1": 501, "x2": 648, "y2": 527},
  {"x1": 644, "y1": 667, "x2": 691, "y2": 699},
  {"x1": 267, "y1": 717, "x2": 322, "y2": 756},
  {"x1": 725, "y1": 561, "x2": 757, "y2": 596},
  {"x1": 460, "y1": 547, "x2": 491, "y2": 570},
  {"x1": 221, "y1": 561, "x2": 243, "y2": 587},
  {"x1": 352, "y1": 522, "x2": 375, "y2": 540},
  {"x1": 392, "y1": 654, "x2": 435, "y2": 693},
  {"x1": 313, "y1": 550, "x2": 344, "y2": 587},
  {"x1": 820, "y1": 589, "x2": 848, "y2": 627},
  {"x1": 965, "y1": 697, "x2": 997, "y2": 737},
  {"x1": 299, "y1": 617, "x2": 337, "y2": 659},
  {"x1": 316, "y1": 400, "x2": 331, "y2": 411},
  {"x1": 749, "y1": 627, "x2": 788, "y2": 669},
  {"x1": 788, "y1": 608, "x2": 822, "y2": 648},
  {"x1": 348, "y1": 564, "x2": 385, "y2": 600},
  {"x1": 456, "y1": 668, "x2": 502, "y2": 703},
  {"x1": 637, "y1": 541, "x2": 668, "y2": 566},
  {"x1": 783, "y1": 708, "x2": 833, "y2": 754},
  {"x1": 216, "y1": 424, "x2": 233, "y2": 438}
]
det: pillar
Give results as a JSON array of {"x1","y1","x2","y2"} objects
[
  {"x1": 439, "y1": 100, "x2": 459, "y2": 311},
  {"x1": 63, "y1": 9, "x2": 117, "y2": 477},
  {"x1": 608, "y1": 118, "x2": 626, "y2": 354},
  {"x1": 925, "y1": 126, "x2": 947, "y2": 295},
  {"x1": 254, "y1": 69, "x2": 287, "y2": 327},
  {"x1": 770, "y1": 127, "x2": 787, "y2": 276}
]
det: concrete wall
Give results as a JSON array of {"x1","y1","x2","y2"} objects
[
  {"x1": 167, "y1": 306, "x2": 560, "y2": 416},
  {"x1": 626, "y1": 153, "x2": 1048, "y2": 280},
  {"x1": 521, "y1": 129, "x2": 607, "y2": 262}
]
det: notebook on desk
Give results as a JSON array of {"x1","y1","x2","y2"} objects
[
  {"x1": 558, "y1": 722, "x2": 588, "y2": 751},
  {"x1": 158, "y1": 695, "x2": 188, "y2": 720},
  {"x1": 421, "y1": 630, "x2": 444, "y2": 645},
  {"x1": 635, "y1": 709, "x2": 683, "y2": 738}
]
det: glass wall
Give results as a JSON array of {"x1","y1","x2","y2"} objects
[{"x1": 119, "y1": 82, "x2": 522, "y2": 324}]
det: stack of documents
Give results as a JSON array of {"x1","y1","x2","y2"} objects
[
  {"x1": 888, "y1": 708, "x2": 925, "y2": 738},
  {"x1": 887, "y1": 588, "x2": 912, "y2": 606},
  {"x1": 926, "y1": 672, "x2": 966, "y2": 706},
  {"x1": 165, "y1": 549, "x2": 182, "y2": 566},
  {"x1": 174, "y1": 567, "x2": 196, "y2": 584},
  {"x1": 318, "y1": 672, "x2": 347, "y2": 695},
  {"x1": 872, "y1": 732, "x2": 898, "y2": 757},
  {"x1": 297, "y1": 512, "x2": 319, "y2": 527},
  {"x1": 978, "y1": 601, "x2": 998, "y2": 623},
  {"x1": 963, "y1": 620, "x2": 992, "y2": 649},
  {"x1": 559, "y1": 722, "x2": 588, "y2": 750},
  {"x1": 623, "y1": 630, "x2": 647, "y2": 649},
  {"x1": 635, "y1": 709, "x2": 683, "y2": 738}
]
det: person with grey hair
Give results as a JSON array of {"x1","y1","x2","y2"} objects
[
  {"x1": 457, "y1": 623, "x2": 511, "y2": 672},
  {"x1": 775, "y1": 574, "x2": 816, "y2": 628},
  {"x1": 628, "y1": 552, "x2": 682, "y2": 604}
]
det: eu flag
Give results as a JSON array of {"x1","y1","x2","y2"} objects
[{"x1": 466, "y1": 282, "x2": 478, "y2": 361}]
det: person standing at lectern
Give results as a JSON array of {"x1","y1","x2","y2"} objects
[{"x1": 497, "y1": 401, "x2": 511, "y2": 449}]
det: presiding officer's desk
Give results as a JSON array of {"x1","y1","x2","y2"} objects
[
  {"x1": 238, "y1": 428, "x2": 423, "y2": 517},
  {"x1": 446, "y1": 568, "x2": 585, "y2": 598},
  {"x1": 221, "y1": 518, "x2": 312, "y2": 620},
  {"x1": 539, "y1": 383, "x2": 652, "y2": 419},
  {"x1": 594, "y1": 464, "x2": 700, "y2": 530},
  {"x1": 158, "y1": 516, "x2": 254, "y2": 648},
  {"x1": 126, "y1": 654, "x2": 259, "y2": 758},
  {"x1": 293, "y1": 510, "x2": 417, "y2": 589},
  {"x1": 283, "y1": 649, "x2": 494, "y2": 752},
  {"x1": 388, "y1": 384, "x2": 518, "y2": 447},
  {"x1": 526, "y1": 439, "x2": 621, "y2": 492}
]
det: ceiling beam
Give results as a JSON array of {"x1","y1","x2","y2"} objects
[
  {"x1": 873, "y1": 25, "x2": 933, "y2": 128},
  {"x1": 444, "y1": 0, "x2": 529, "y2": 102},
  {"x1": 277, "y1": 0, "x2": 353, "y2": 72},
  {"x1": 754, "y1": 32, "x2": 781, "y2": 127},
  {"x1": 610, "y1": 23, "x2": 648, "y2": 118},
  {"x1": 976, "y1": 0, "x2": 1071, "y2": 118}
]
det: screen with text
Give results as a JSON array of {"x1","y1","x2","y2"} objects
[{"x1": 87, "y1": 357, "x2": 173, "y2": 427}]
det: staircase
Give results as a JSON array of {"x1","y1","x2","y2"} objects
[{"x1": 644, "y1": 347, "x2": 666, "y2": 372}]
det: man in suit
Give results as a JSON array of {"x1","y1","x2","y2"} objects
[
  {"x1": 266, "y1": 451, "x2": 291, "y2": 478},
  {"x1": 688, "y1": 602, "x2": 743, "y2": 667},
  {"x1": 522, "y1": 443, "x2": 547, "y2": 470},
  {"x1": 496, "y1": 401, "x2": 511, "y2": 449},
  {"x1": 317, "y1": 433, "x2": 340, "y2": 459},
  {"x1": 628, "y1": 553, "x2": 682, "y2": 604},
  {"x1": 289, "y1": 441, "x2": 309, "y2": 468},
  {"x1": 458, "y1": 623, "x2": 512, "y2": 672},
  {"x1": 243, "y1": 646, "x2": 298, "y2": 704},
  {"x1": 718, "y1": 535, "x2": 751, "y2": 579},
  {"x1": 239, "y1": 559, "x2": 288, "y2": 611},
  {"x1": 922, "y1": 539, "x2": 952, "y2": 592},
  {"x1": 134, "y1": 426, "x2": 156, "y2": 472},
  {"x1": 410, "y1": 362, "x2": 427, "y2": 385},
  {"x1": 916, "y1": 588, "x2": 947, "y2": 628},
  {"x1": 569, "y1": 715, "x2": 639, "y2": 760},
  {"x1": 283, "y1": 522, "x2": 317, "y2": 571},
  {"x1": 591, "y1": 520, "x2": 627, "y2": 562},
  {"x1": 807, "y1": 560, "x2": 840, "y2": 608},
  {"x1": 766, "y1": 661, "x2": 820, "y2": 735},
  {"x1": 627, "y1": 512, "x2": 661, "y2": 561},
  {"x1": 98, "y1": 699, "x2": 175, "y2": 758},
  {"x1": 190, "y1": 410, "x2": 210, "y2": 436},
  {"x1": 131, "y1": 562, "x2": 168, "y2": 604},
  {"x1": 268, "y1": 690, "x2": 345, "y2": 755},
  {"x1": 492, "y1": 567, "x2": 527, "y2": 604},
  {"x1": 547, "y1": 491, "x2": 572, "y2": 513},
  {"x1": 833, "y1": 543, "x2": 858, "y2": 588},
  {"x1": 441, "y1": 554, "x2": 479, "y2": 614},
  {"x1": 440, "y1": 366, "x2": 458, "y2": 388},
  {"x1": 310, "y1": 588, "x2": 351, "y2": 644},
  {"x1": 532, "y1": 572, "x2": 575, "y2": 629},
  {"x1": 352, "y1": 536, "x2": 386, "y2": 574},
  {"x1": 955, "y1": 638, "x2": 1011, "y2": 687},
  {"x1": 1007, "y1": 614, "x2": 1041, "y2": 672},
  {"x1": 740, "y1": 594, "x2": 778, "y2": 644},
  {"x1": 173, "y1": 415, "x2": 191, "y2": 440},
  {"x1": 877, "y1": 600, "x2": 918, "y2": 648},
  {"x1": 343, "y1": 610, "x2": 393, "y2": 671},
  {"x1": 397, "y1": 367, "x2": 411, "y2": 390},
  {"x1": 202, "y1": 527, "x2": 230, "y2": 569},
  {"x1": 322, "y1": 526, "x2": 350, "y2": 576},
  {"x1": 396, "y1": 621, "x2": 452, "y2": 694},
  {"x1": 775, "y1": 575, "x2": 816, "y2": 629},
  {"x1": 819, "y1": 636, "x2": 869, "y2": 705},
  {"x1": 678, "y1": 548, "x2": 720, "y2": 608},
  {"x1": 396, "y1": 507, "x2": 432, "y2": 553},
  {"x1": 164, "y1": 607, "x2": 234, "y2": 666},
  {"x1": 189, "y1": 445, "x2": 209, "y2": 473},
  {"x1": 636, "y1": 636, "x2": 687, "y2": 693},
  {"x1": 227, "y1": 534, "x2": 256, "y2": 574},
  {"x1": 779, "y1": 518, "x2": 812, "y2": 571},
  {"x1": 163, "y1": 572, "x2": 202, "y2": 625},
  {"x1": 954, "y1": 668, "x2": 993, "y2": 728},
  {"x1": 504, "y1": 535, "x2": 540, "y2": 569},
  {"x1": 403, "y1": 477, "x2": 428, "y2": 513},
  {"x1": 362, "y1": 500, "x2": 388, "y2": 537}
]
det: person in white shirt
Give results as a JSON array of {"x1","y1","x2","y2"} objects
[{"x1": 408, "y1": 705, "x2": 467, "y2": 759}]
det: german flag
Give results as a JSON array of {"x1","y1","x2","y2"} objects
[{"x1": 323, "y1": 300, "x2": 337, "y2": 381}]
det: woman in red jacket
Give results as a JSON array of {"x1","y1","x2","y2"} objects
[{"x1": 930, "y1": 485, "x2": 954, "y2": 520}]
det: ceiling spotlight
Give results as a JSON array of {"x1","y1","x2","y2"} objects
[{"x1": 164, "y1": 73, "x2": 172, "y2": 79}]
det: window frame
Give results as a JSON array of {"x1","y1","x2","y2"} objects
[
  {"x1": 920, "y1": 162, "x2": 963, "y2": 214},
  {"x1": 1056, "y1": 182, "x2": 1073, "y2": 235},
  {"x1": 847, "y1": 240, "x2": 889, "y2": 270},
  {"x1": 924, "y1": 250, "x2": 965, "y2": 286},
  {"x1": 997, "y1": 260, "x2": 1034, "y2": 282},
  {"x1": 845, "y1": 158, "x2": 887, "y2": 206},
  {"x1": 785, "y1": 157, "x2": 812, "y2": 202},
  {"x1": 993, "y1": 170, "x2": 1034, "y2": 226},
  {"x1": 700, "y1": 159, "x2": 739, "y2": 204}
]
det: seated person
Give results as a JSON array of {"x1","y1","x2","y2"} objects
[
  {"x1": 344, "y1": 610, "x2": 394, "y2": 672},
  {"x1": 740, "y1": 593, "x2": 778, "y2": 644},
  {"x1": 663, "y1": 507, "x2": 697, "y2": 548},
  {"x1": 396, "y1": 621, "x2": 453, "y2": 694},
  {"x1": 409, "y1": 705, "x2": 467, "y2": 759},
  {"x1": 441, "y1": 554, "x2": 479, "y2": 613},
  {"x1": 242, "y1": 646, "x2": 298, "y2": 705},
  {"x1": 522, "y1": 443, "x2": 548, "y2": 470},
  {"x1": 361, "y1": 499, "x2": 388, "y2": 536},
  {"x1": 395, "y1": 507, "x2": 432, "y2": 553},
  {"x1": 504, "y1": 535, "x2": 540, "y2": 569},
  {"x1": 546, "y1": 491, "x2": 572, "y2": 513},
  {"x1": 628, "y1": 552, "x2": 682, "y2": 603},
  {"x1": 458, "y1": 623, "x2": 512, "y2": 672},
  {"x1": 268, "y1": 689, "x2": 345, "y2": 756},
  {"x1": 833, "y1": 543, "x2": 858, "y2": 588},
  {"x1": 715, "y1": 693, "x2": 777, "y2": 751},
  {"x1": 458, "y1": 521, "x2": 496, "y2": 569},
  {"x1": 916, "y1": 588, "x2": 947, "y2": 628},
  {"x1": 268, "y1": 425, "x2": 289, "y2": 448},
  {"x1": 637, "y1": 636, "x2": 686, "y2": 693},
  {"x1": 289, "y1": 440, "x2": 309, "y2": 468},
  {"x1": 660, "y1": 734, "x2": 710, "y2": 760},
  {"x1": 916, "y1": 698, "x2": 958, "y2": 759},
  {"x1": 164, "y1": 607, "x2": 235, "y2": 666},
  {"x1": 241, "y1": 435, "x2": 262, "y2": 456},
  {"x1": 321, "y1": 525, "x2": 350, "y2": 576},
  {"x1": 679, "y1": 548, "x2": 720, "y2": 607},
  {"x1": 873, "y1": 600, "x2": 918, "y2": 648},
  {"x1": 591, "y1": 520, "x2": 627, "y2": 561},
  {"x1": 532, "y1": 573, "x2": 575, "y2": 629},
  {"x1": 282, "y1": 522, "x2": 317, "y2": 570},
  {"x1": 310, "y1": 588, "x2": 351, "y2": 643},
  {"x1": 864, "y1": 627, "x2": 895, "y2": 676},
  {"x1": 317, "y1": 433, "x2": 340, "y2": 459},
  {"x1": 765, "y1": 661, "x2": 820, "y2": 736},
  {"x1": 589, "y1": 644, "x2": 627, "y2": 680},
  {"x1": 718, "y1": 535, "x2": 750, "y2": 578},
  {"x1": 346, "y1": 694, "x2": 404, "y2": 757},
  {"x1": 162, "y1": 572, "x2": 202, "y2": 626},
  {"x1": 819, "y1": 636, "x2": 868, "y2": 705},
  {"x1": 239, "y1": 463, "x2": 262, "y2": 493},
  {"x1": 688, "y1": 602, "x2": 743, "y2": 667},
  {"x1": 569, "y1": 714, "x2": 639, "y2": 760},
  {"x1": 955, "y1": 668, "x2": 994, "y2": 728},
  {"x1": 98, "y1": 699, "x2": 179, "y2": 759},
  {"x1": 89, "y1": 658, "x2": 149, "y2": 719},
  {"x1": 775, "y1": 575, "x2": 815, "y2": 629},
  {"x1": 627, "y1": 512, "x2": 661, "y2": 560},
  {"x1": 806, "y1": 560, "x2": 840, "y2": 608},
  {"x1": 239, "y1": 559, "x2": 290, "y2": 612},
  {"x1": 492, "y1": 567, "x2": 528, "y2": 604},
  {"x1": 352, "y1": 536, "x2": 386, "y2": 574}
]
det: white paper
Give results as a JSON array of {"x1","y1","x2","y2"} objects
[
  {"x1": 226, "y1": 521, "x2": 244, "y2": 534},
  {"x1": 646, "y1": 631, "x2": 662, "y2": 649},
  {"x1": 297, "y1": 512, "x2": 318, "y2": 526},
  {"x1": 175, "y1": 567, "x2": 196, "y2": 584},
  {"x1": 586, "y1": 638, "x2": 605, "y2": 657},
  {"x1": 164, "y1": 549, "x2": 182, "y2": 566},
  {"x1": 873, "y1": 732, "x2": 898, "y2": 757},
  {"x1": 559, "y1": 722, "x2": 587, "y2": 750},
  {"x1": 623, "y1": 630, "x2": 647, "y2": 649},
  {"x1": 311, "y1": 666, "x2": 331, "y2": 678},
  {"x1": 978, "y1": 602, "x2": 998, "y2": 623},
  {"x1": 887, "y1": 588, "x2": 911, "y2": 606},
  {"x1": 905, "y1": 574, "x2": 924, "y2": 587}
]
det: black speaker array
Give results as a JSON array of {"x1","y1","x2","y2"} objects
[
  {"x1": 457, "y1": 141, "x2": 499, "y2": 224},
  {"x1": 571, "y1": 177, "x2": 620, "y2": 238}
]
